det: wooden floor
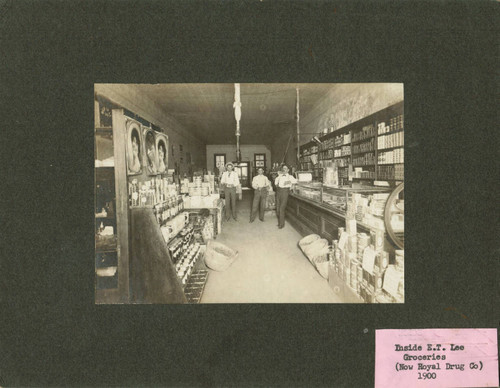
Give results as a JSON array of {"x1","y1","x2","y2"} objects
[{"x1": 201, "y1": 191, "x2": 343, "y2": 303}]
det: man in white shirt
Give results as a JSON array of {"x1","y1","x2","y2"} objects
[
  {"x1": 274, "y1": 164, "x2": 297, "y2": 229},
  {"x1": 220, "y1": 162, "x2": 241, "y2": 221},
  {"x1": 250, "y1": 167, "x2": 272, "y2": 223}
]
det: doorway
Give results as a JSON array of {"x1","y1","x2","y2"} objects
[{"x1": 234, "y1": 161, "x2": 250, "y2": 188}]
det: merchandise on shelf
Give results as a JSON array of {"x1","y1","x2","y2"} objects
[
  {"x1": 352, "y1": 152, "x2": 375, "y2": 167},
  {"x1": 378, "y1": 114, "x2": 404, "y2": 135},
  {"x1": 352, "y1": 124, "x2": 376, "y2": 142},
  {"x1": 377, "y1": 130, "x2": 404, "y2": 150},
  {"x1": 173, "y1": 240, "x2": 202, "y2": 286},
  {"x1": 330, "y1": 225, "x2": 404, "y2": 303},
  {"x1": 352, "y1": 138, "x2": 375, "y2": 154},
  {"x1": 378, "y1": 148, "x2": 404, "y2": 165},
  {"x1": 160, "y1": 212, "x2": 189, "y2": 243},
  {"x1": 167, "y1": 224, "x2": 195, "y2": 264},
  {"x1": 377, "y1": 164, "x2": 404, "y2": 181}
]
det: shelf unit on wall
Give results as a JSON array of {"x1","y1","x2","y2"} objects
[
  {"x1": 298, "y1": 101, "x2": 404, "y2": 185},
  {"x1": 95, "y1": 98, "x2": 130, "y2": 304}
]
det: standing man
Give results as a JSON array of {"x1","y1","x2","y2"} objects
[
  {"x1": 250, "y1": 167, "x2": 271, "y2": 223},
  {"x1": 220, "y1": 162, "x2": 240, "y2": 221},
  {"x1": 275, "y1": 164, "x2": 297, "y2": 229}
]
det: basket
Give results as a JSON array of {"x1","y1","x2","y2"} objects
[
  {"x1": 204, "y1": 240, "x2": 238, "y2": 272},
  {"x1": 303, "y1": 238, "x2": 329, "y2": 258},
  {"x1": 298, "y1": 234, "x2": 320, "y2": 249},
  {"x1": 316, "y1": 261, "x2": 329, "y2": 279}
]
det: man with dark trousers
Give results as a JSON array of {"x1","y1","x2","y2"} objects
[
  {"x1": 250, "y1": 167, "x2": 272, "y2": 223},
  {"x1": 274, "y1": 164, "x2": 297, "y2": 229},
  {"x1": 220, "y1": 162, "x2": 240, "y2": 221}
]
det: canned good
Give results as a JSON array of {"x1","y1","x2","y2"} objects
[
  {"x1": 338, "y1": 227, "x2": 345, "y2": 237},
  {"x1": 350, "y1": 259, "x2": 358, "y2": 276},
  {"x1": 348, "y1": 235, "x2": 357, "y2": 253},
  {"x1": 350, "y1": 272, "x2": 358, "y2": 289},
  {"x1": 395, "y1": 250, "x2": 404, "y2": 271},
  {"x1": 347, "y1": 252, "x2": 357, "y2": 267},
  {"x1": 370, "y1": 229, "x2": 385, "y2": 251},
  {"x1": 377, "y1": 251, "x2": 389, "y2": 271}
]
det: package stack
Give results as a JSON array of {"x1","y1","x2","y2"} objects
[
  {"x1": 329, "y1": 217, "x2": 401, "y2": 303},
  {"x1": 201, "y1": 214, "x2": 215, "y2": 241},
  {"x1": 160, "y1": 212, "x2": 188, "y2": 243},
  {"x1": 183, "y1": 173, "x2": 220, "y2": 209},
  {"x1": 204, "y1": 174, "x2": 215, "y2": 194},
  {"x1": 359, "y1": 227, "x2": 387, "y2": 303},
  {"x1": 346, "y1": 193, "x2": 387, "y2": 230},
  {"x1": 180, "y1": 178, "x2": 190, "y2": 194},
  {"x1": 376, "y1": 250, "x2": 405, "y2": 303}
]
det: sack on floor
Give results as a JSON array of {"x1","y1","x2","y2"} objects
[
  {"x1": 298, "y1": 234, "x2": 320, "y2": 249},
  {"x1": 204, "y1": 240, "x2": 239, "y2": 272},
  {"x1": 315, "y1": 261, "x2": 329, "y2": 279},
  {"x1": 303, "y1": 238, "x2": 329, "y2": 259}
]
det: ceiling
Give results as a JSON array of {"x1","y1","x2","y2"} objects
[{"x1": 131, "y1": 83, "x2": 334, "y2": 145}]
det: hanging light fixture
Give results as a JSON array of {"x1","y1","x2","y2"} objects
[{"x1": 233, "y1": 83, "x2": 242, "y2": 163}]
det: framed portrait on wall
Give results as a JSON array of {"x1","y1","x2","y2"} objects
[
  {"x1": 125, "y1": 118, "x2": 143, "y2": 175},
  {"x1": 155, "y1": 132, "x2": 168, "y2": 174},
  {"x1": 143, "y1": 127, "x2": 158, "y2": 175}
]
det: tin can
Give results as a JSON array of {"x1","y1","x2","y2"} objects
[
  {"x1": 357, "y1": 263, "x2": 363, "y2": 282},
  {"x1": 395, "y1": 250, "x2": 404, "y2": 271},
  {"x1": 350, "y1": 259, "x2": 358, "y2": 277},
  {"x1": 338, "y1": 227, "x2": 345, "y2": 238},
  {"x1": 378, "y1": 251, "x2": 389, "y2": 271},
  {"x1": 347, "y1": 252, "x2": 356, "y2": 268},
  {"x1": 350, "y1": 272, "x2": 358, "y2": 289},
  {"x1": 348, "y1": 235, "x2": 357, "y2": 253},
  {"x1": 370, "y1": 229, "x2": 385, "y2": 251},
  {"x1": 335, "y1": 247, "x2": 342, "y2": 262},
  {"x1": 332, "y1": 240, "x2": 339, "y2": 251}
]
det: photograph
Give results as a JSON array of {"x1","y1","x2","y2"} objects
[
  {"x1": 125, "y1": 119, "x2": 142, "y2": 175},
  {"x1": 95, "y1": 83, "x2": 405, "y2": 304},
  {"x1": 155, "y1": 133, "x2": 168, "y2": 174},
  {"x1": 143, "y1": 127, "x2": 158, "y2": 175}
]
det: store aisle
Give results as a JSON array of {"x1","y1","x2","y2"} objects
[{"x1": 201, "y1": 191, "x2": 342, "y2": 303}]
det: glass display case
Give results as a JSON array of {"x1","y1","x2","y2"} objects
[
  {"x1": 293, "y1": 182, "x2": 322, "y2": 203},
  {"x1": 294, "y1": 182, "x2": 392, "y2": 222}
]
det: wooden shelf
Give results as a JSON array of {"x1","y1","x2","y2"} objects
[
  {"x1": 352, "y1": 177, "x2": 375, "y2": 180},
  {"x1": 96, "y1": 248, "x2": 117, "y2": 254},
  {"x1": 95, "y1": 126, "x2": 113, "y2": 132},
  {"x1": 377, "y1": 128, "x2": 403, "y2": 137},
  {"x1": 352, "y1": 150, "x2": 375, "y2": 155},
  {"x1": 351, "y1": 136, "x2": 375, "y2": 144},
  {"x1": 378, "y1": 145, "x2": 404, "y2": 152},
  {"x1": 352, "y1": 164, "x2": 375, "y2": 167}
]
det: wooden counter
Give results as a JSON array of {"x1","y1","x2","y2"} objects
[{"x1": 285, "y1": 193, "x2": 346, "y2": 241}]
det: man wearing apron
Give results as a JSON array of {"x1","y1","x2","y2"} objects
[
  {"x1": 220, "y1": 162, "x2": 241, "y2": 221},
  {"x1": 250, "y1": 167, "x2": 272, "y2": 223},
  {"x1": 274, "y1": 164, "x2": 297, "y2": 229}
]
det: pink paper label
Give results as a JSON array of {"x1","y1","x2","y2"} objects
[{"x1": 375, "y1": 329, "x2": 498, "y2": 388}]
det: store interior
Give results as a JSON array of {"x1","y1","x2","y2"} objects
[{"x1": 94, "y1": 83, "x2": 405, "y2": 304}]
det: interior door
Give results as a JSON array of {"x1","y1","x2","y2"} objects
[{"x1": 234, "y1": 162, "x2": 249, "y2": 188}]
